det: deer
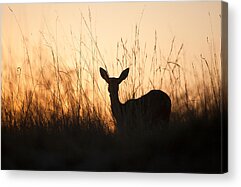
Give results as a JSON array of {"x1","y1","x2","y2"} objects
[{"x1": 100, "y1": 67, "x2": 171, "y2": 133}]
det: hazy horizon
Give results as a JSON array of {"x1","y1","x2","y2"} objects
[{"x1": 1, "y1": 2, "x2": 222, "y2": 124}]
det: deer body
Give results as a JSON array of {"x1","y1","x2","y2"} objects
[{"x1": 100, "y1": 67, "x2": 171, "y2": 132}]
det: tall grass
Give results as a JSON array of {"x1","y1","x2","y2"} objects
[
  {"x1": 1, "y1": 8, "x2": 226, "y2": 172},
  {"x1": 1, "y1": 8, "x2": 222, "y2": 131}
]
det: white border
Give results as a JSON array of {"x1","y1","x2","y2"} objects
[{"x1": 1, "y1": 0, "x2": 241, "y2": 187}]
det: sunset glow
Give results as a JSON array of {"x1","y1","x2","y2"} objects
[
  {"x1": 1, "y1": 2, "x2": 227, "y2": 173},
  {"x1": 1, "y1": 2, "x2": 222, "y2": 126}
]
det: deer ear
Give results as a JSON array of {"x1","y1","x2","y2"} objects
[
  {"x1": 100, "y1": 67, "x2": 109, "y2": 83},
  {"x1": 118, "y1": 68, "x2": 129, "y2": 83}
]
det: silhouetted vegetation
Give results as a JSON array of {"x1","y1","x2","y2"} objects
[{"x1": 1, "y1": 8, "x2": 227, "y2": 173}]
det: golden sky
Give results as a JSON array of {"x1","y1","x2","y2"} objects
[
  {"x1": 0, "y1": 2, "x2": 223, "y2": 123},
  {"x1": 1, "y1": 2, "x2": 221, "y2": 68}
]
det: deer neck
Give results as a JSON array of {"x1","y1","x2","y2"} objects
[{"x1": 109, "y1": 91, "x2": 122, "y2": 120}]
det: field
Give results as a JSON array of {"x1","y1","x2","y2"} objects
[{"x1": 1, "y1": 4, "x2": 227, "y2": 173}]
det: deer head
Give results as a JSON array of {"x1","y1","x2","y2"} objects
[{"x1": 99, "y1": 67, "x2": 129, "y2": 97}]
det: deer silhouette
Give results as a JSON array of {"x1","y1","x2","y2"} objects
[{"x1": 100, "y1": 67, "x2": 171, "y2": 132}]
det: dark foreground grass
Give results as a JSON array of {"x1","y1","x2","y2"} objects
[
  {"x1": 1, "y1": 9, "x2": 226, "y2": 173},
  {"x1": 1, "y1": 110, "x2": 224, "y2": 173}
]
